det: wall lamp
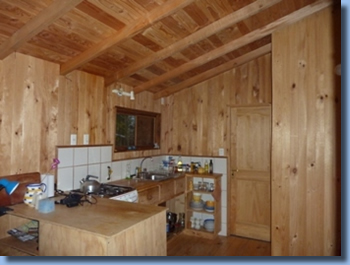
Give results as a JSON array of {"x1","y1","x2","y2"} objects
[
  {"x1": 112, "y1": 88, "x2": 135, "y2": 100},
  {"x1": 0, "y1": 179, "x2": 19, "y2": 195}
]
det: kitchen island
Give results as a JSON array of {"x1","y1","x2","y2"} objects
[{"x1": 0, "y1": 197, "x2": 166, "y2": 256}]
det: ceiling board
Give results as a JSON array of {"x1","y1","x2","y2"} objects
[{"x1": 0, "y1": 0, "x2": 336, "y2": 96}]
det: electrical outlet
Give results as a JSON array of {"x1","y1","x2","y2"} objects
[
  {"x1": 219, "y1": 148, "x2": 224, "y2": 156},
  {"x1": 70, "y1": 134, "x2": 77, "y2": 145}
]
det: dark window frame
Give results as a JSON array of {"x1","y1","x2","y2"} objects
[{"x1": 115, "y1": 107, "x2": 161, "y2": 152}]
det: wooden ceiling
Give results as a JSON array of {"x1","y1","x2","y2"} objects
[{"x1": 0, "y1": 0, "x2": 335, "y2": 98}]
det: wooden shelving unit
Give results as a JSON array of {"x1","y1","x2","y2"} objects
[
  {"x1": 183, "y1": 173, "x2": 222, "y2": 239},
  {"x1": 0, "y1": 236, "x2": 38, "y2": 256},
  {"x1": 0, "y1": 215, "x2": 38, "y2": 256}
]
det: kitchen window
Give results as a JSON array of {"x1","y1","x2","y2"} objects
[{"x1": 115, "y1": 107, "x2": 161, "y2": 152}]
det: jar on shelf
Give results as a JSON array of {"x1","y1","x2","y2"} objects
[
  {"x1": 203, "y1": 182, "x2": 209, "y2": 191},
  {"x1": 209, "y1": 183, "x2": 214, "y2": 192}
]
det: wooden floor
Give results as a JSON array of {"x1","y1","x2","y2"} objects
[{"x1": 167, "y1": 234, "x2": 271, "y2": 256}]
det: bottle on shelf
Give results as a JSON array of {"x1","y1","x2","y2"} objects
[
  {"x1": 204, "y1": 160, "x2": 209, "y2": 173},
  {"x1": 177, "y1": 156, "x2": 183, "y2": 172},
  {"x1": 209, "y1": 159, "x2": 213, "y2": 174}
]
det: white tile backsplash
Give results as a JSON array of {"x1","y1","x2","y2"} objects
[
  {"x1": 88, "y1": 146, "x2": 101, "y2": 164},
  {"x1": 73, "y1": 165, "x2": 88, "y2": 189},
  {"x1": 221, "y1": 190, "x2": 227, "y2": 208},
  {"x1": 110, "y1": 160, "x2": 123, "y2": 181},
  {"x1": 88, "y1": 164, "x2": 101, "y2": 180},
  {"x1": 74, "y1": 147, "x2": 88, "y2": 166},
  {"x1": 57, "y1": 167, "x2": 73, "y2": 191},
  {"x1": 221, "y1": 174, "x2": 227, "y2": 191},
  {"x1": 101, "y1": 162, "x2": 112, "y2": 182},
  {"x1": 58, "y1": 148, "x2": 74, "y2": 168},
  {"x1": 214, "y1": 158, "x2": 227, "y2": 174},
  {"x1": 101, "y1": 146, "x2": 112, "y2": 163},
  {"x1": 57, "y1": 145, "x2": 113, "y2": 191},
  {"x1": 219, "y1": 223, "x2": 227, "y2": 236}
]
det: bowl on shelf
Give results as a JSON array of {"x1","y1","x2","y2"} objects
[
  {"x1": 204, "y1": 205, "x2": 215, "y2": 212},
  {"x1": 203, "y1": 219, "x2": 215, "y2": 232},
  {"x1": 205, "y1": 200, "x2": 215, "y2": 207},
  {"x1": 190, "y1": 199, "x2": 204, "y2": 210}
]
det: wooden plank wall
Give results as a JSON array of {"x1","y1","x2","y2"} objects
[
  {"x1": 161, "y1": 53, "x2": 271, "y2": 156},
  {"x1": 271, "y1": 6, "x2": 341, "y2": 256},
  {"x1": 106, "y1": 83, "x2": 162, "y2": 161},
  {"x1": 0, "y1": 53, "x2": 161, "y2": 175},
  {"x1": 0, "y1": 53, "x2": 59, "y2": 175},
  {"x1": 57, "y1": 71, "x2": 106, "y2": 146}
]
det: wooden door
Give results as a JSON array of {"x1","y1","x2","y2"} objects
[{"x1": 229, "y1": 106, "x2": 271, "y2": 241}]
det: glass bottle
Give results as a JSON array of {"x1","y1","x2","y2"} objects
[
  {"x1": 209, "y1": 159, "x2": 214, "y2": 174},
  {"x1": 178, "y1": 213, "x2": 185, "y2": 228},
  {"x1": 204, "y1": 160, "x2": 209, "y2": 173},
  {"x1": 177, "y1": 156, "x2": 183, "y2": 172}
]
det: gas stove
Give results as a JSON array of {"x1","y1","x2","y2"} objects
[{"x1": 70, "y1": 183, "x2": 138, "y2": 202}]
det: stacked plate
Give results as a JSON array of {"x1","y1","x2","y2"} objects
[
  {"x1": 204, "y1": 205, "x2": 215, "y2": 212},
  {"x1": 190, "y1": 199, "x2": 204, "y2": 211},
  {"x1": 205, "y1": 200, "x2": 215, "y2": 212}
]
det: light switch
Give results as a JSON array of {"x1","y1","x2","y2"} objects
[
  {"x1": 70, "y1": 134, "x2": 77, "y2": 145},
  {"x1": 219, "y1": 148, "x2": 224, "y2": 156},
  {"x1": 83, "y1": 134, "x2": 89, "y2": 145}
]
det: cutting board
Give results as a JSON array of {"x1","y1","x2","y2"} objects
[{"x1": 0, "y1": 172, "x2": 41, "y2": 207}]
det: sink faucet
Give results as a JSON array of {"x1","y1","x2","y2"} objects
[{"x1": 140, "y1": 156, "x2": 152, "y2": 172}]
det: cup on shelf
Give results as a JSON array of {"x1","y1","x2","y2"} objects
[{"x1": 193, "y1": 193, "x2": 202, "y2": 202}]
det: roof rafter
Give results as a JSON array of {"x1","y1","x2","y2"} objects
[
  {"x1": 60, "y1": 0, "x2": 195, "y2": 76},
  {"x1": 105, "y1": 0, "x2": 282, "y2": 86},
  {"x1": 0, "y1": 0, "x2": 84, "y2": 59},
  {"x1": 154, "y1": 44, "x2": 272, "y2": 99},
  {"x1": 134, "y1": 0, "x2": 333, "y2": 94}
]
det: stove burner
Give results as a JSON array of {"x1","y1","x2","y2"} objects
[{"x1": 70, "y1": 184, "x2": 134, "y2": 198}]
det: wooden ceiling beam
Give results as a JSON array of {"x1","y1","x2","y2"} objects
[
  {"x1": 105, "y1": 0, "x2": 282, "y2": 86},
  {"x1": 134, "y1": 0, "x2": 333, "y2": 94},
  {"x1": 0, "y1": 0, "x2": 84, "y2": 60},
  {"x1": 153, "y1": 44, "x2": 272, "y2": 99},
  {"x1": 60, "y1": 0, "x2": 195, "y2": 76}
]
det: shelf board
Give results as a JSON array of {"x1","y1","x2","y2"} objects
[
  {"x1": 182, "y1": 228, "x2": 218, "y2": 239},
  {"x1": 166, "y1": 228, "x2": 184, "y2": 243},
  {"x1": 0, "y1": 236, "x2": 38, "y2": 256},
  {"x1": 187, "y1": 208, "x2": 215, "y2": 214}
]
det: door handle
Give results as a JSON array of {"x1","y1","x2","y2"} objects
[{"x1": 231, "y1": 169, "x2": 239, "y2": 177}]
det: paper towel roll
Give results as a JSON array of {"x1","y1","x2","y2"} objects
[{"x1": 41, "y1": 174, "x2": 55, "y2": 197}]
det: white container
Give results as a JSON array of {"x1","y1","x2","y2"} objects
[{"x1": 41, "y1": 174, "x2": 55, "y2": 197}]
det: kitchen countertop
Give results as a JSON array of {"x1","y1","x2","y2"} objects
[{"x1": 7, "y1": 197, "x2": 166, "y2": 237}]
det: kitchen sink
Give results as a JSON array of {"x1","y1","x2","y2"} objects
[{"x1": 135, "y1": 171, "x2": 182, "y2": 181}]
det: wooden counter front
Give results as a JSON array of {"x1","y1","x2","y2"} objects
[
  {"x1": 3, "y1": 198, "x2": 167, "y2": 256},
  {"x1": 109, "y1": 174, "x2": 186, "y2": 206}
]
